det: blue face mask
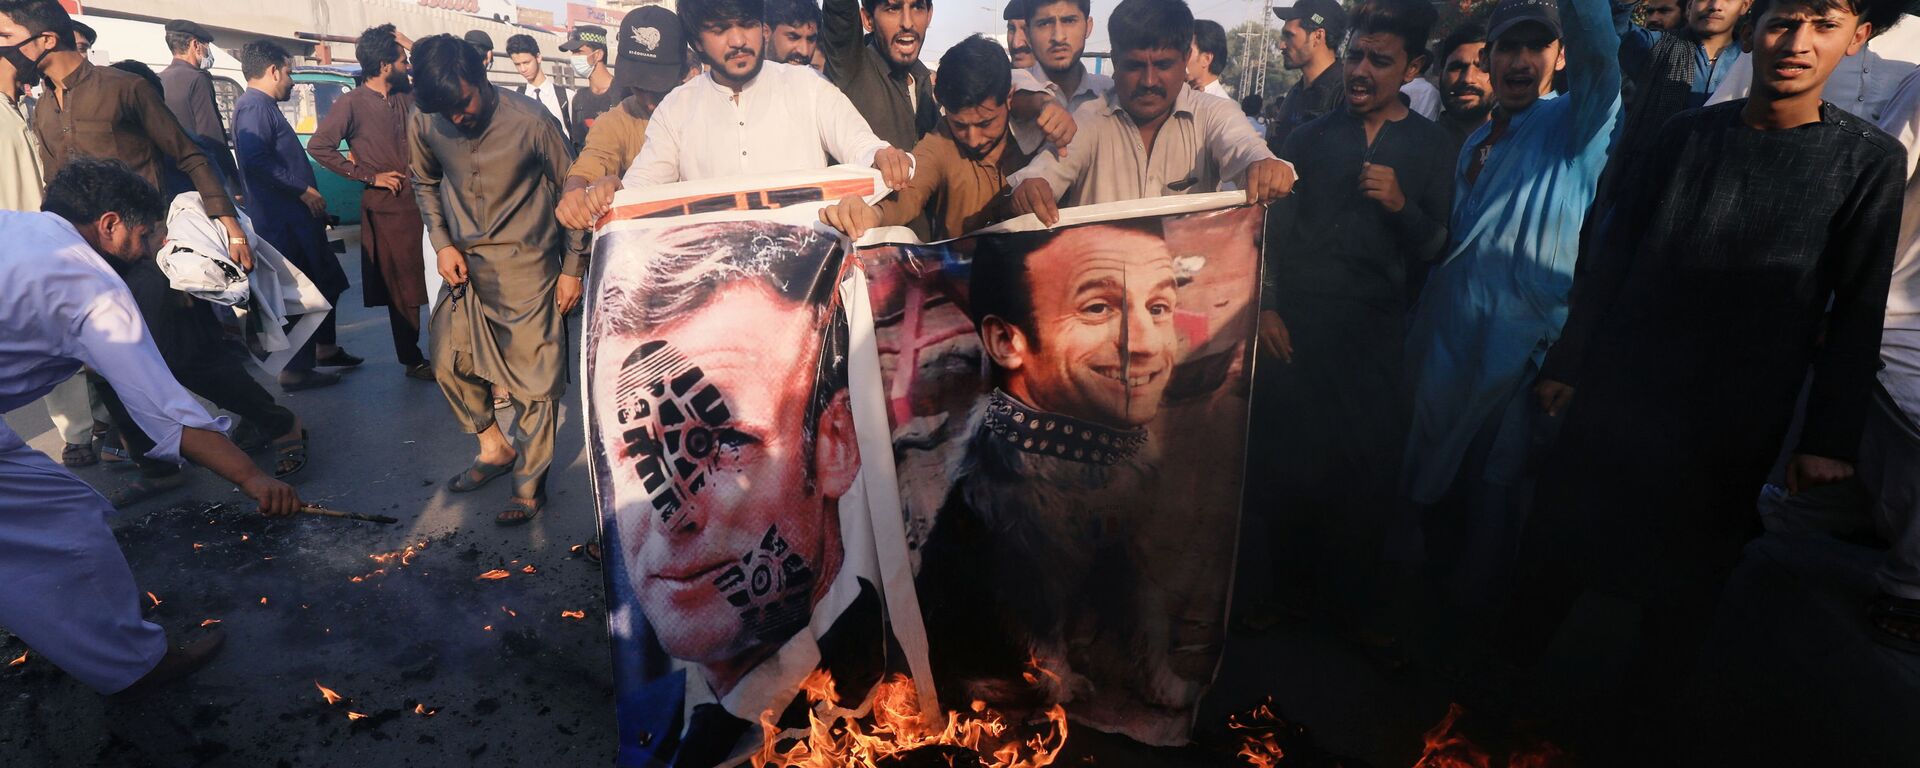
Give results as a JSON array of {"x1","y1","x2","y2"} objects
[{"x1": 571, "y1": 56, "x2": 593, "y2": 78}]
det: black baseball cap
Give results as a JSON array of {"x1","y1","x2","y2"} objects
[
  {"x1": 464, "y1": 30, "x2": 495, "y2": 52},
  {"x1": 1486, "y1": 0, "x2": 1562, "y2": 44},
  {"x1": 1273, "y1": 0, "x2": 1347, "y2": 41},
  {"x1": 613, "y1": 7, "x2": 687, "y2": 94},
  {"x1": 164, "y1": 19, "x2": 215, "y2": 43},
  {"x1": 559, "y1": 24, "x2": 610, "y2": 52}
]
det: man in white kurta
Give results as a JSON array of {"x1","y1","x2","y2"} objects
[{"x1": 0, "y1": 163, "x2": 300, "y2": 695}]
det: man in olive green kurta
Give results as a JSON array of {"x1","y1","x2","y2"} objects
[{"x1": 408, "y1": 34, "x2": 585, "y2": 524}]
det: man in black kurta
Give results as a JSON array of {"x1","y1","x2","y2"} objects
[
  {"x1": 1249, "y1": 0, "x2": 1453, "y2": 638},
  {"x1": 1508, "y1": 0, "x2": 1903, "y2": 712}
]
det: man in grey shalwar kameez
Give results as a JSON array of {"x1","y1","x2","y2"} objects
[{"x1": 409, "y1": 35, "x2": 586, "y2": 525}]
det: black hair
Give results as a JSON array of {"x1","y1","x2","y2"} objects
[
  {"x1": 1750, "y1": 0, "x2": 1869, "y2": 24},
  {"x1": 934, "y1": 35, "x2": 1012, "y2": 112},
  {"x1": 766, "y1": 0, "x2": 823, "y2": 29},
  {"x1": 1025, "y1": 0, "x2": 1091, "y2": 23},
  {"x1": 1241, "y1": 93, "x2": 1262, "y2": 115},
  {"x1": 1193, "y1": 19, "x2": 1230, "y2": 75},
  {"x1": 109, "y1": 59, "x2": 164, "y2": 95},
  {"x1": 1436, "y1": 21, "x2": 1485, "y2": 63},
  {"x1": 505, "y1": 33, "x2": 540, "y2": 57},
  {"x1": 355, "y1": 23, "x2": 406, "y2": 76},
  {"x1": 679, "y1": 0, "x2": 768, "y2": 38},
  {"x1": 0, "y1": 0, "x2": 73, "y2": 49},
  {"x1": 164, "y1": 30, "x2": 199, "y2": 55},
  {"x1": 241, "y1": 40, "x2": 292, "y2": 81},
  {"x1": 1109, "y1": 0, "x2": 1194, "y2": 55},
  {"x1": 42, "y1": 158, "x2": 167, "y2": 230},
  {"x1": 860, "y1": 0, "x2": 932, "y2": 17},
  {"x1": 968, "y1": 219, "x2": 1168, "y2": 352},
  {"x1": 1348, "y1": 0, "x2": 1438, "y2": 59},
  {"x1": 412, "y1": 34, "x2": 487, "y2": 115},
  {"x1": 69, "y1": 19, "x2": 92, "y2": 45}
]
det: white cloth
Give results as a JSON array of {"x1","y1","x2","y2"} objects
[
  {"x1": 1874, "y1": 65, "x2": 1920, "y2": 422},
  {"x1": 163, "y1": 193, "x2": 334, "y2": 374},
  {"x1": 0, "y1": 90, "x2": 42, "y2": 212},
  {"x1": 1010, "y1": 64, "x2": 1116, "y2": 154},
  {"x1": 1706, "y1": 22, "x2": 1920, "y2": 123},
  {"x1": 523, "y1": 77, "x2": 569, "y2": 131},
  {"x1": 1006, "y1": 84, "x2": 1285, "y2": 207},
  {"x1": 1201, "y1": 79, "x2": 1233, "y2": 101},
  {"x1": 1402, "y1": 77, "x2": 1443, "y2": 121},
  {"x1": 622, "y1": 62, "x2": 897, "y2": 186}
]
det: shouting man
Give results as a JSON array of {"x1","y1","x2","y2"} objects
[{"x1": 765, "y1": 0, "x2": 823, "y2": 67}]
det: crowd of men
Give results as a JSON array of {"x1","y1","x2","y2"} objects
[{"x1": 0, "y1": 0, "x2": 1915, "y2": 757}]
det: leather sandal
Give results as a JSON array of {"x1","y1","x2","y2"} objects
[
  {"x1": 495, "y1": 497, "x2": 543, "y2": 527},
  {"x1": 447, "y1": 459, "x2": 513, "y2": 493}
]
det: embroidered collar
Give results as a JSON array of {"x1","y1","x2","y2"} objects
[{"x1": 983, "y1": 389, "x2": 1146, "y2": 465}]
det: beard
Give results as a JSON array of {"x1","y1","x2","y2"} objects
[{"x1": 386, "y1": 70, "x2": 412, "y2": 93}]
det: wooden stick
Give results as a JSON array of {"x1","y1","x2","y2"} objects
[{"x1": 299, "y1": 505, "x2": 399, "y2": 524}]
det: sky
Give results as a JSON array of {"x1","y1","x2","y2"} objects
[{"x1": 511, "y1": 0, "x2": 1280, "y2": 67}]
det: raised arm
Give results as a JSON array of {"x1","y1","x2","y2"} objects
[
  {"x1": 1565, "y1": 0, "x2": 1626, "y2": 153},
  {"x1": 820, "y1": 0, "x2": 869, "y2": 86}
]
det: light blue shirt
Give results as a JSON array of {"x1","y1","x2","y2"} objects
[
  {"x1": 1401, "y1": 0, "x2": 1623, "y2": 503},
  {"x1": 1615, "y1": 0, "x2": 1742, "y2": 108}
]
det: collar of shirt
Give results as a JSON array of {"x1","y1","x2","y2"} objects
[
  {"x1": 51, "y1": 57, "x2": 96, "y2": 93},
  {"x1": 1024, "y1": 63, "x2": 1109, "y2": 107},
  {"x1": 700, "y1": 67, "x2": 765, "y2": 102},
  {"x1": 1096, "y1": 82, "x2": 1202, "y2": 123}
]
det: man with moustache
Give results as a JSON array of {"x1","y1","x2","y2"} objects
[
  {"x1": 620, "y1": 0, "x2": 911, "y2": 188},
  {"x1": 1254, "y1": 0, "x2": 1454, "y2": 642},
  {"x1": 1005, "y1": 0, "x2": 1037, "y2": 68},
  {"x1": 308, "y1": 24, "x2": 434, "y2": 381},
  {"x1": 409, "y1": 34, "x2": 584, "y2": 527},
  {"x1": 1514, "y1": 0, "x2": 1900, "y2": 727},
  {"x1": 554, "y1": 6, "x2": 689, "y2": 230},
  {"x1": 1007, "y1": 0, "x2": 1295, "y2": 224},
  {"x1": 1269, "y1": 0, "x2": 1349, "y2": 150},
  {"x1": 822, "y1": 0, "x2": 938, "y2": 151},
  {"x1": 1398, "y1": 0, "x2": 1619, "y2": 612},
  {"x1": 1435, "y1": 22, "x2": 1494, "y2": 155},
  {"x1": 232, "y1": 40, "x2": 356, "y2": 388},
  {"x1": 765, "y1": 0, "x2": 822, "y2": 67},
  {"x1": 818, "y1": 35, "x2": 1037, "y2": 239},
  {"x1": 1643, "y1": 0, "x2": 1686, "y2": 29}
]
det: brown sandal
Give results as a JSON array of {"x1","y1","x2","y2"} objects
[{"x1": 496, "y1": 497, "x2": 543, "y2": 526}]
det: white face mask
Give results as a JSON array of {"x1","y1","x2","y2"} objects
[
  {"x1": 198, "y1": 47, "x2": 216, "y2": 71},
  {"x1": 571, "y1": 56, "x2": 593, "y2": 78}
]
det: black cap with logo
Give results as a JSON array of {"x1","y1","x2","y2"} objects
[
  {"x1": 612, "y1": 6, "x2": 688, "y2": 95},
  {"x1": 1272, "y1": 0, "x2": 1347, "y2": 44},
  {"x1": 1486, "y1": 0, "x2": 1562, "y2": 44},
  {"x1": 559, "y1": 24, "x2": 611, "y2": 52}
]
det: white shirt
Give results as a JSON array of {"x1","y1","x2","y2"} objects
[
  {"x1": 1202, "y1": 79, "x2": 1233, "y2": 101},
  {"x1": 0, "y1": 91, "x2": 43, "y2": 212},
  {"x1": 1007, "y1": 84, "x2": 1284, "y2": 207},
  {"x1": 1401, "y1": 78, "x2": 1443, "y2": 121},
  {"x1": 623, "y1": 62, "x2": 897, "y2": 187},
  {"x1": 1706, "y1": 22, "x2": 1920, "y2": 123},
  {"x1": 522, "y1": 75, "x2": 569, "y2": 133},
  {"x1": 0, "y1": 212, "x2": 227, "y2": 461},
  {"x1": 1873, "y1": 65, "x2": 1920, "y2": 420},
  {"x1": 1010, "y1": 64, "x2": 1116, "y2": 154}
]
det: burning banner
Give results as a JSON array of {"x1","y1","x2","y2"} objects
[
  {"x1": 588, "y1": 170, "x2": 1264, "y2": 764},
  {"x1": 586, "y1": 169, "x2": 933, "y2": 768},
  {"x1": 852, "y1": 194, "x2": 1263, "y2": 747}
]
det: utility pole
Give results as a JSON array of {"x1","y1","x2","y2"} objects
[{"x1": 1237, "y1": 0, "x2": 1276, "y2": 99}]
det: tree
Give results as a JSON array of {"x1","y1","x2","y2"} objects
[{"x1": 1223, "y1": 18, "x2": 1298, "y2": 103}]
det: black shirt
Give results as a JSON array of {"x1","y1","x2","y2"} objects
[
  {"x1": 1268, "y1": 62, "x2": 1344, "y2": 157},
  {"x1": 567, "y1": 83, "x2": 620, "y2": 154}
]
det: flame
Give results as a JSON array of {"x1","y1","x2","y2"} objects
[
  {"x1": 477, "y1": 569, "x2": 511, "y2": 581},
  {"x1": 146, "y1": 591, "x2": 162, "y2": 608},
  {"x1": 315, "y1": 681, "x2": 343, "y2": 705},
  {"x1": 199, "y1": 618, "x2": 222, "y2": 627},
  {"x1": 568, "y1": 544, "x2": 585, "y2": 555},
  {"x1": 751, "y1": 669, "x2": 1067, "y2": 768},
  {"x1": 192, "y1": 543, "x2": 204, "y2": 550},
  {"x1": 414, "y1": 703, "x2": 439, "y2": 717},
  {"x1": 1226, "y1": 697, "x2": 1285, "y2": 768},
  {"x1": 240, "y1": 534, "x2": 249, "y2": 541},
  {"x1": 483, "y1": 625, "x2": 494, "y2": 632},
  {"x1": 8, "y1": 651, "x2": 27, "y2": 667},
  {"x1": 560, "y1": 610, "x2": 586, "y2": 620},
  {"x1": 502, "y1": 606, "x2": 517, "y2": 617},
  {"x1": 260, "y1": 597, "x2": 268, "y2": 605},
  {"x1": 521, "y1": 565, "x2": 538, "y2": 574},
  {"x1": 1411, "y1": 704, "x2": 1490, "y2": 768},
  {"x1": 346, "y1": 711, "x2": 368, "y2": 721}
]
